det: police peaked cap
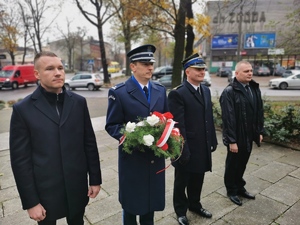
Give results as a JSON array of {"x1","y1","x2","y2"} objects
[
  {"x1": 182, "y1": 53, "x2": 206, "y2": 70},
  {"x1": 127, "y1": 44, "x2": 156, "y2": 63}
]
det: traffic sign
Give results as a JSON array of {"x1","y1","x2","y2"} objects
[{"x1": 87, "y1": 59, "x2": 94, "y2": 65}]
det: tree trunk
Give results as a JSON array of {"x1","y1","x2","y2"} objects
[
  {"x1": 10, "y1": 52, "x2": 15, "y2": 65},
  {"x1": 98, "y1": 24, "x2": 110, "y2": 84},
  {"x1": 124, "y1": 25, "x2": 131, "y2": 77},
  {"x1": 172, "y1": 0, "x2": 187, "y2": 88},
  {"x1": 183, "y1": 0, "x2": 194, "y2": 81},
  {"x1": 185, "y1": 0, "x2": 194, "y2": 59}
]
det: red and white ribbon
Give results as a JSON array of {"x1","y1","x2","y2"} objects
[
  {"x1": 119, "y1": 135, "x2": 126, "y2": 145},
  {"x1": 156, "y1": 119, "x2": 176, "y2": 148}
]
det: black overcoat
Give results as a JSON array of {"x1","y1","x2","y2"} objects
[
  {"x1": 10, "y1": 87, "x2": 101, "y2": 220},
  {"x1": 168, "y1": 81, "x2": 218, "y2": 173},
  {"x1": 105, "y1": 77, "x2": 168, "y2": 215}
]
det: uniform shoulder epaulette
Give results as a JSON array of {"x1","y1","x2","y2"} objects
[
  {"x1": 153, "y1": 82, "x2": 164, "y2": 87},
  {"x1": 173, "y1": 84, "x2": 183, "y2": 90},
  {"x1": 112, "y1": 82, "x2": 125, "y2": 90}
]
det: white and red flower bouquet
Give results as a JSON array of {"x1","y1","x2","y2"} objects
[{"x1": 120, "y1": 111, "x2": 184, "y2": 159}]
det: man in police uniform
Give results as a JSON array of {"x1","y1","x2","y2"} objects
[
  {"x1": 105, "y1": 44, "x2": 169, "y2": 225},
  {"x1": 168, "y1": 53, "x2": 218, "y2": 225}
]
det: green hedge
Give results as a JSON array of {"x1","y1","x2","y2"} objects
[{"x1": 212, "y1": 97, "x2": 300, "y2": 145}]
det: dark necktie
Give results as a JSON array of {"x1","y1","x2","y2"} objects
[
  {"x1": 245, "y1": 85, "x2": 253, "y2": 100},
  {"x1": 143, "y1": 86, "x2": 149, "y2": 99},
  {"x1": 197, "y1": 87, "x2": 202, "y2": 96}
]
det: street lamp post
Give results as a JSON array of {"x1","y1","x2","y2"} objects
[{"x1": 237, "y1": 3, "x2": 243, "y2": 62}]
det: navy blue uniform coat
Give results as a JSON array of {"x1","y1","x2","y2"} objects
[
  {"x1": 168, "y1": 81, "x2": 218, "y2": 173},
  {"x1": 10, "y1": 87, "x2": 101, "y2": 220},
  {"x1": 105, "y1": 77, "x2": 168, "y2": 215}
]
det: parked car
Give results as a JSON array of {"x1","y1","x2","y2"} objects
[
  {"x1": 156, "y1": 74, "x2": 172, "y2": 89},
  {"x1": 274, "y1": 67, "x2": 286, "y2": 76},
  {"x1": 202, "y1": 70, "x2": 212, "y2": 86},
  {"x1": 269, "y1": 73, "x2": 300, "y2": 90},
  {"x1": 216, "y1": 67, "x2": 232, "y2": 77},
  {"x1": 152, "y1": 66, "x2": 173, "y2": 80},
  {"x1": 227, "y1": 70, "x2": 236, "y2": 83},
  {"x1": 156, "y1": 70, "x2": 211, "y2": 89},
  {"x1": 64, "y1": 73, "x2": 103, "y2": 91},
  {"x1": 122, "y1": 68, "x2": 126, "y2": 74},
  {"x1": 253, "y1": 66, "x2": 270, "y2": 76},
  {"x1": 282, "y1": 69, "x2": 300, "y2": 78},
  {"x1": 0, "y1": 64, "x2": 37, "y2": 90}
]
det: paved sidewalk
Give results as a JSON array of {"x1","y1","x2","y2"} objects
[{"x1": 1, "y1": 116, "x2": 300, "y2": 225}]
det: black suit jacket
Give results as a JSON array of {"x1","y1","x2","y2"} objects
[
  {"x1": 10, "y1": 86, "x2": 101, "y2": 220},
  {"x1": 168, "y1": 81, "x2": 218, "y2": 173}
]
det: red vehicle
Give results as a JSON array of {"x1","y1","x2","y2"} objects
[{"x1": 0, "y1": 64, "x2": 37, "y2": 89}]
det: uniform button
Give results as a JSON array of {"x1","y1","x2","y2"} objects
[{"x1": 151, "y1": 160, "x2": 154, "y2": 164}]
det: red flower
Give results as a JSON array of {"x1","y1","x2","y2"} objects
[
  {"x1": 152, "y1": 111, "x2": 174, "y2": 122},
  {"x1": 161, "y1": 143, "x2": 168, "y2": 151},
  {"x1": 163, "y1": 112, "x2": 173, "y2": 119}
]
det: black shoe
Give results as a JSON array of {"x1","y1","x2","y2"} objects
[
  {"x1": 228, "y1": 195, "x2": 242, "y2": 206},
  {"x1": 189, "y1": 208, "x2": 212, "y2": 218},
  {"x1": 238, "y1": 191, "x2": 255, "y2": 199},
  {"x1": 177, "y1": 216, "x2": 189, "y2": 225}
]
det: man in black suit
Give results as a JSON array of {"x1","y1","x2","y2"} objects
[
  {"x1": 168, "y1": 53, "x2": 218, "y2": 225},
  {"x1": 220, "y1": 60, "x2": 264, "y2": 206},
  {"x1": 10, "y1": 51, "x2": 102, "y2": 225}
]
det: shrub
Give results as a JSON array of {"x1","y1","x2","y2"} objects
[
  {"x1": 7, "y1": 100, "x2": 17, "y2": 107},
  {"x1": 212, "y1": 98, "x2": 300, "y2": 146}
]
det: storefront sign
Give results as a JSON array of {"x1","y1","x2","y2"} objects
[
  {"x1": 268, "y1": 48, "x2": 284, "y2": 55},
  {"x1": 213, "y1": 11, "x2": 266, "y2": 24}
]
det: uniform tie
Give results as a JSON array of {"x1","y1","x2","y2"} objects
[
  {"x1": 143, "y1": 86, "x2": 149, "y2": 99},
  {"x1": 197, "y1": 87, "x2": 201, "y2": 95}
]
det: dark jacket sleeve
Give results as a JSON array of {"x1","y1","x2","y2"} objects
[
  {"x1": 219, "y1": 86, "x2": 238, "y2": 145},
  {"x1": 105, "y1": 88, "x2": 124, "y2": 141},
  {"x1": 10, "y1": 104, "x2": 40, "y2": 210}
]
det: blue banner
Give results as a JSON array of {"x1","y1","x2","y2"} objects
[
  {"x1": 244, "y1": 33, "x2": 276, "y2": 49},
  {"x1": 211, "y1": 34, "x2": 238, "y2": 49}
]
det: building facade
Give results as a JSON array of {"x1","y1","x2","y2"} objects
[{"x1": 205, "y1": 0, "x2": 299, "y2": 72}]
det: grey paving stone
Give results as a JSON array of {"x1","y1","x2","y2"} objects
[
  {"x1": 85, "y1": 194, "x2": 121, "y2": 224},
  {"x1": 202, "y1": 172, "x2": 224, "y2": 198},
  {"x1": 290, "y1": 168, "x2": 300, "y2": 179},
  {"x1": 0, "y1": 186, "x2": 19, "y2": 203},
  {"x1": 261, "y1": 176, "x2": 300, "y2": 206},
  {"x1": 275, "y1": 199, "x2": 300, "y2": 225},
  {"x1": 222, "y1": 194, "x2": 288, "y2": 225},
  {"x1": 2, "y1": 197, "x2": 23, "y2": 217},
  {"x1": 276, "y1": 150, "x2": 300, "y2": 167},
  {"x1": 251, "y1": 161, "x2": 297, "y2": 183},
  {"x1": 0, "y1": 209, "x2": 36, "y2": 225}
]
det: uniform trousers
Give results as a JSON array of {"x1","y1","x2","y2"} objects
[
  {"x1": 224, "y1": 146, "x2": 252, "y2": 196},
  {"x1": 173, "y1": 168, "x2": 205, "y2": 217},
  {"x1": 123, "y1": 210, "x2": 154, "y2": 225}
]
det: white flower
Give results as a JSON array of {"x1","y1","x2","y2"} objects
[
  {"x1": 146, "y1": 115, "x2": 160, "y2": 126},
  {"x1": 125, "y1": 122, "x2": 136, "y2": 133},
  {"x1": 136, "y1": 121, "x2": 145, "y2": 127},
  {"x1": 143, "y1": 134, "x2": 154, "y2": 146}
]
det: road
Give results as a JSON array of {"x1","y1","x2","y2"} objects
[{"x1": 1, "y1": 72, "x2": 299, "y2": 102}]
